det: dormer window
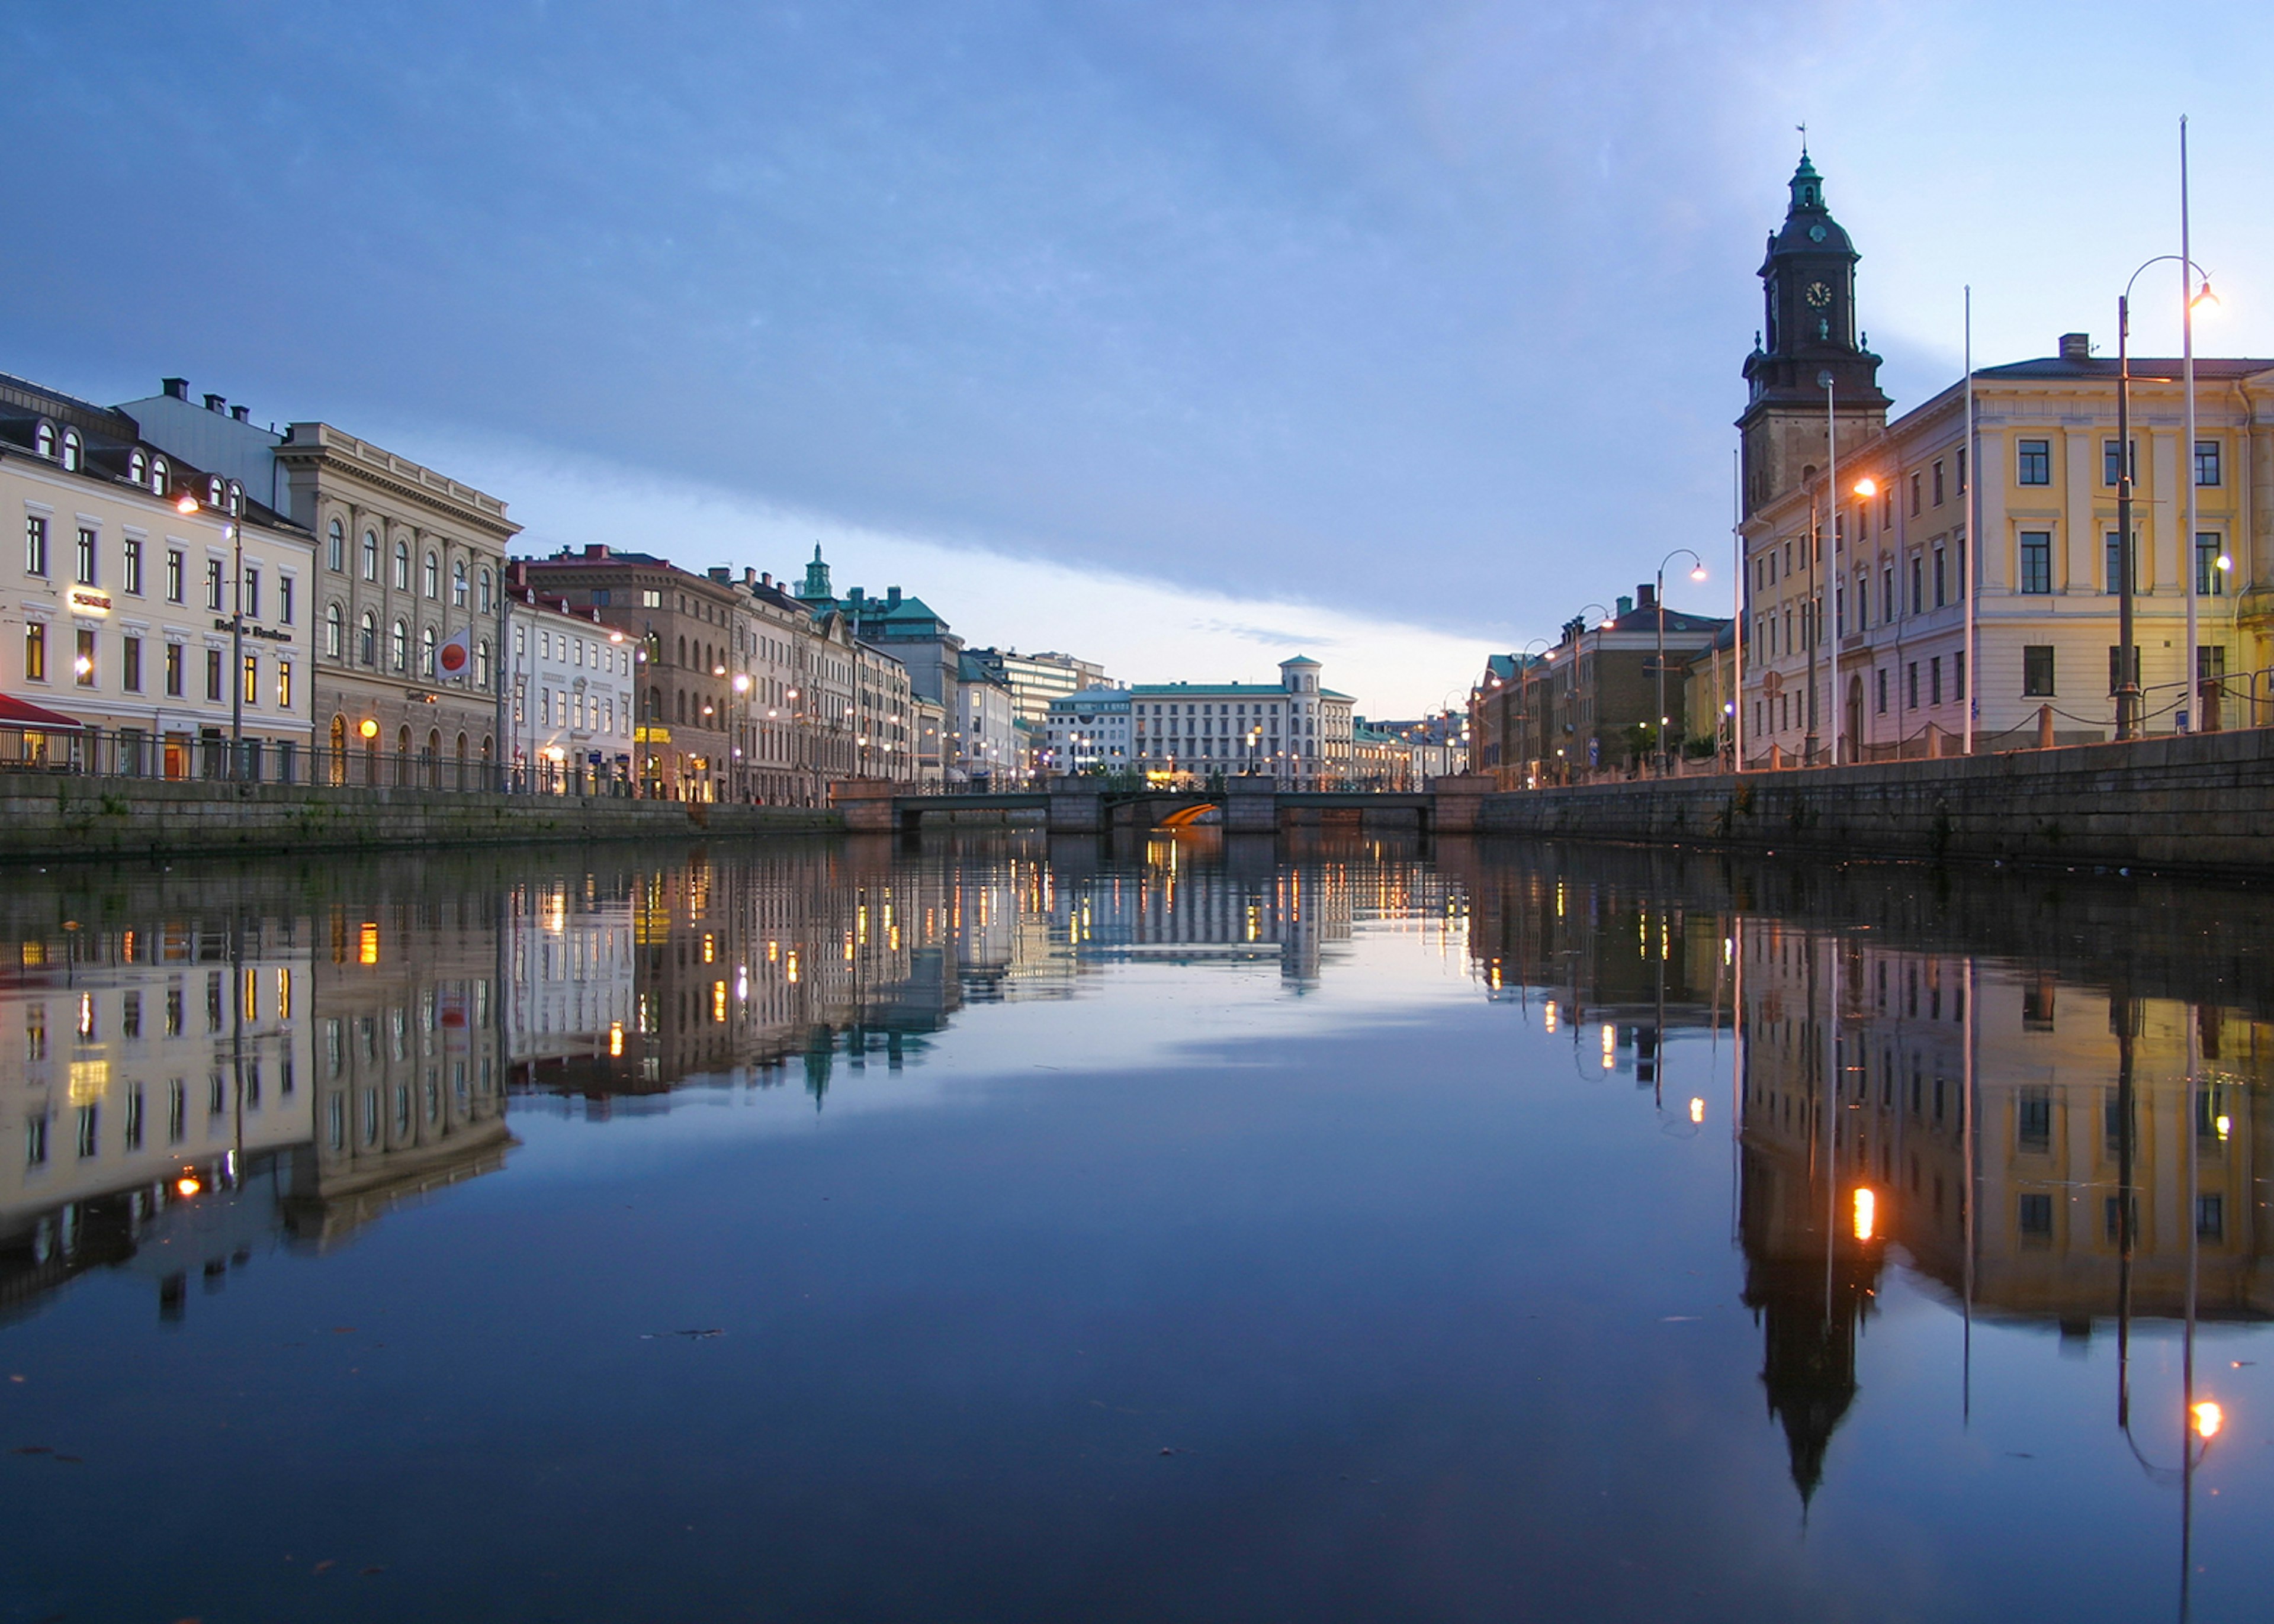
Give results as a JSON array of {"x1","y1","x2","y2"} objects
[
  {"x1": 207, "y1": 476, "x2": 224, "y2": 508},
  {"x1": 59, "y1": 429, "x2": 82, "y2": 471},
  {"x1": 33, "y1": 422, "x2": 56, "y2": 459},
  {"x1": 226, "y1": 481, "x2": 243, "y2": 516},
  {"x1": 130, "y1": 450, "x2": 147, "y2": 485},
  {"x1": 149, "y1": 458, "x2": 169, "y2": 496}
]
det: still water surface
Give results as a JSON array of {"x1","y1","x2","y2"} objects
[{"x1": 2, "y1": 832, "x2": 2270, "y2": 1622}]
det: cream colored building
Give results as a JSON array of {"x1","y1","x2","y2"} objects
[
  {"x1": 1736, "y1": 157, "x2": 2274, "y2": 762},
  {"x1": 1130, "y1": 655, "x2": 1354, "y2": 786},
  {"x1": 4, "y1": 371, "x2": 316, "y2": 774}
]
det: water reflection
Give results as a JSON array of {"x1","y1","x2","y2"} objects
[{"x1": 2, "y1": 835, "x2": 2269, "y2": 1616}]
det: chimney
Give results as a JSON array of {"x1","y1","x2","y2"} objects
[
  {"x1": 848, "y1": 586, "x2": 864, "y2": 604},
  {"x1": 162, "y1": 377, "x2": 189, "y2": 401},
  {"x1": 1637, "y1": 582, "x2": 1656, "y2": 609},
  {"x1": 2059, "y1": 332, "x2": 2092, "y2": 362},
  {"x1": 743, "y1": 567, "x2": 756, "y2": 586},
  {"x1": 887, "y1": 586, "x2": 901, "y2": 607},
  {"x1": 583, "y1": 544, "x2": 608, "y2": 559},
  {"x1": 203, "y1": 393, "x2": 226, "y2": 413},
  {"x1": 1616, "y1": 594, "x2": 1634, "y2": 619},
  {"x1": 761, "y1": 572, "x2": 773, "y2": 589},
  {"x1": 230, "y1": 405, "x2": 250, "y2": 422}
]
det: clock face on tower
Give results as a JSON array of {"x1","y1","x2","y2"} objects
[{"x1": 1805, "y1": 281, "x2": 1832, "y2": 308}]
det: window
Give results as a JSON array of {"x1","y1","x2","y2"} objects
[
  {"x1": 24, "y1": 1111, "x2": 48, "y2": 1167},
  {"x1": 205, "y1": 648, "x2": 223, "y2": 701},
  {"x1": 1909, "y1": 472, "x2": 1922, "y2": 515},
  {"x1": 123, "y1": 635, "x2": 142, "y2": 692},
  {"x1": 452, "y1": 559, "x2": 468, "y2": 606},
  {"x1": 1910, "y1": 555, "x2": 1923, "y2": 615},
  {"x1": 2105, "y1": 533, "x2": 2130, "y2": 596},
  {"x1": 2196, "y1": 439, "x2": 2222, "y2": 487},
  {"x1": 1955, "y1": 650, "x2": 1967, "y2": 703},
  {"x1": 2018, "y1": 1091, "x2": 2052, "y2": 1152},
  {"x1": 1933, "y1": 546, "x2": 1947, "y2": 607},
  {"x1": 391, "y1": 620, "x2": 408, "y2": 672},
  {"x1": 479, "y1": 567, "x2": 493, "y2": 612},
  {"x1": 328, "y1": 519, "x2": 345, "y2": 571},
  {"x1": 243, "y1": 567, "x2": 260, "y2": 620},
  {"x1": 75, "y1": 526, "x2": 97, "y2": 585},
  {"x1": 24, "y1": 622, "x2": 46, "y2": 681},
  {"x1": 2103, "y1": 439, "x2": 2135, "y2": 487},
  {"x1": 164, "y1": 642, "x2": 184, "y2": 697},
  {"x1": 1907, "y1": 661, "x2": 1919, "y2": 709},
  {"x1": 242, "y1": 654, "x2": 259, "y2": 706},
  {"x1": 1932, "y1": 460, "x2": 1945, "y2": 506},
  {"x1": 280, "y1": 575, "x2": 294, "y2": 624},
  {"x1": 150, "y1": 457, "x2": 168, "y2": 496},
  {"x1": 643, "y1": 589, "x2": 663, "y2": 609},
  {"x1": 205, "y1": 559, "x2": 224, "y2": 611},
  {"x1": 2108, "y1": 644, "x2": 2140, "y2": 695},
  {"x1": 166, "y1": 548, "x2": 184, "y2": 603},
  {"x1": 277, "y1": 660, "x2": 292, "y2": 709},
  {"x1": 25, "y1": 515, "x2": 48, "y2": 575},
  {"x1": 129, "y1": 449, "x2": 147, "y2": 485},
  {"x1": 2018, "y1": 1192, "x2": 2054, "y2": 1238},
  {"x1": 475, "y1": 639, "x2": 491, "y2": 686},
  {"x1": 123, "y1": 537, "x2": 142, "y2": 595},
  {"x1": 2197, "y1": 534, "x2": 2227, "y2": 596},
  {"x1": 33, "y1": 421, "x2": 55, "y2": 459},
  {"x1": 2017, "y1": 439, "x2": 2051, "y2": 484},
  {"x1": 1875, "y1": 667, "x2": 1887, "y2": 713},
  {"x1": 1956, "y1": 448, "x2": 1967, "y2": 494},
  {"x1": 362, "y1": 530, "x2": 379, "y2": 580},
  {"x1": 2197, "y1": 1195, "x2": 2224, "y2": 1240},
  {"x1": 326, "y1": 603, "x2": 343, "y2": 658},
  {"x1": 424, "y1": 551, "x2": 439, "y2": 598},
  {"x1": 393, "y1": 541, "x2": 409, "y2": 590},
  {"x1": 361, "y1": 610, "x2": 377, "y2": 665},
  {"x1": 1929, "y1": 657, "x2": 1942, "y2": 706},
  {"x1": 420, "y1": 625, "x2": 437, "y2": 677}
]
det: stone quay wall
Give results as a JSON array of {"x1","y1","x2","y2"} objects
[
  {"x1": 1475, "y1": 731, "x2": 2274, "y2": 875},
  {"x1": 0, "y1": 774, "x2": 841, "y2": 863}
]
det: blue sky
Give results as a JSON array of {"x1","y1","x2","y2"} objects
[{"x1": 7, "y1": 2, "x2": 2270, "y2": 713}]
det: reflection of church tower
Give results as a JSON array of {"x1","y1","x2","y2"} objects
[
  {"x1": 1736, "y1": 147, "x2": 1891, "y2": 519},
  {"x1": 1740, "y1": 1136, "x2": 1881, "y2": 1503}
]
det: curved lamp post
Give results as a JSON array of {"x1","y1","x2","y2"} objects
[{"x1": 1655, "y1": 551, "x2": 1707, "y2": 774}]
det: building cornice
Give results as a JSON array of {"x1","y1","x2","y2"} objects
[{"x1": 277, "y1": 424, "x2": 519, "y2": 544}]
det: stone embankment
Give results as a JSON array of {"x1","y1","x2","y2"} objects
[
  {"x1": 1475, "y1": 729, "x2": 2274, "y2": 876},
  {"x1": 0, "y1": 774, "x2": 839, "y2": 863}
]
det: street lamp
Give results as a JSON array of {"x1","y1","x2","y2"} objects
[
  {"x1": 2113, "y1": 250, "x2": 2217, "y2": 738},
  {"x1": 179, "y1": 486, "x2": 246, "y2": 778},
  {"x1": 1654, "y1": 550, "x2": 1707, "y2": 774}
]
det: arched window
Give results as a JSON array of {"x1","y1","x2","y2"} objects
[
  {"x1": 393, "y1": 541, "x2": 409, "y2": 590},
  {"x1": 397, "y1": 726, "x2": 413, "y2": 786},
  {"x1": 129, "y1": 451, "x2": 147, "y2": 486},
  {"x1": 226, "y1": 481, "x2": 242, "y2": 516},
  {"x1": 325, "y1": 602, "x2": 344, "y2": 658},
  {"x1": 451, "y1": 559, "x2": 468, "y2": 606},
  {"x1": 207, "y1": 476, "x2": 223, "y2": 508},
  {"x1": 33, "y1": 422, "x2": 56, "y2": 459},
  {"x1": 327, "y1": 519, "x2": 345, "y2": 572},
  {"x1": 150, "y1": 458, "x2": 168, "y2": 496},
  {"x1": 647, "y1": 686, "x2": 662, "y2": 720},
  {"x1": 59, "y1": 430, "x2": 81, "y2": 471},
  {"x1": 359, "y1": 609, "x2": 377, "y2": 665},
  {"x1": 391, "y1": 619, "x2": 408, "y2": 671},
  {"x1": 474, "y1": 638, "x2": 491, "y2": 686},
  {"x1": 478, "y1": 568, "x2": 493, "y2": 612},
  {"x1": 676, "y1": 690, "x2": 687, "y2": 725},
  {"x1": 420, "y1": 625, "x2": 437, "y2": 677},
  {"x1": 677, "y1": 635, "x2": 687, "y2": 667},
  {"x1": 362, "y1": 530, "x2": 378, "y2": 581},
  {"x1": 423, "y1": 551, "x2": 439, "y2": 599}
]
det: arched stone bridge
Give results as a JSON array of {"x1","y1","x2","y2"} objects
[{"x1": 831, "y1": 776, "x2": 1498, "y2": 836}]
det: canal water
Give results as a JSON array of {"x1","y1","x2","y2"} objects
[{"x1": 2, "y1": 832, "x2": 2269, "y2": 1622}]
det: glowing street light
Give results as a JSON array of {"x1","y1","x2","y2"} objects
[{"x1": 1852, "y1": 1186, "x2": 1878, "y2": 1242}]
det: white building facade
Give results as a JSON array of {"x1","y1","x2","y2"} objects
[
  {"x1": 1043, "y1": 685, "x2": 1131, "y2": 773},
  {"x1": 505, "y1": 583, "x2": 636, "y2": 789},
  {"x1": 1130, "y1": 656, "x2": 1354, "y2": 786}
]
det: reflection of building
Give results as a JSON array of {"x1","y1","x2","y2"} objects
[
  {"x1": 298, "y1": 898, "x2": 511, "y2": 1248},
  {"x1": 0, "y1": 902, "x2": 313, "y2": 1323}
]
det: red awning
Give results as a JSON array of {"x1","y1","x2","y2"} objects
[{"x1": 0, "y1": 693, "x2": 85, "y2": 731}]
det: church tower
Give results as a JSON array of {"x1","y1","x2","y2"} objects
[
  {"x1": 798, "y1": 543, "x2": 834, "y2": 603},
  {"x1": 1736, "y1": 150, "x2": 1890, "y2": 517}
]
